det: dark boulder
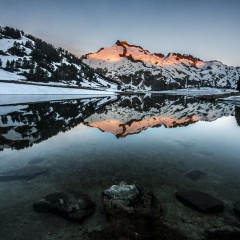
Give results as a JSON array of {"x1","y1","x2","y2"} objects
[
  {"x1": 175, "y1": 190, "x2": 224, "y2": 213},
  {"x1": 33, "y1": 191, "x2": 95, "y2": 222},
  {"x1": 233, "y1": 201, "x2": 240, "y2": 218},
  {"x1": 102, "y1": 184, "x2": 161, "y2": 221},
  {"x1": 205, "y1": 228, "x2": 240, "y2": 240}
]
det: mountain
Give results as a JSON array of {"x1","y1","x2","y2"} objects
[
  {"x1": 1, "y1": 27, "x2": 239, "y2": 92},
  {"x1": 0, "y1": 26, "x2": 118, "y2": 91},
  {"x1": 82, "y1": 40, "x2": 240, "y2": 90}
]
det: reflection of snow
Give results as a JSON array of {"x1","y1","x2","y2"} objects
[
  {"x1": 85, "y1": 95, "x2": 235, "y2": 137},
  {"x1": 219, "y1": 96, "x2": 240, "y2": 102},
  {"x1": 0, "y1": 105, "x2": 27, "y2": 115},
  {"x1": 157, "y1": 87, "x2": 237, "y2": 96},
  {"x1": 88, "y1": 115, "x2": 200, "y2": 138},
  {"x1": 3, "y1": 129, "x2": 26, "y2": 141}
]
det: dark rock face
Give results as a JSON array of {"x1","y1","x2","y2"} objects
[
  {"x1": 0, "y1": 166, "x2": 47, "y2": 182},
  {"x1": 102, "y1": 184, "x2": 161, "y2": 221},
  {"x1": 233, "y1": 201, "x2": 240, "y2": 218},
  {"x1": 33, "y1": 191, "x2": 95, "y2": 222},
  {"x1": 175, "y1": 190, "x2": 224, "y2": 213},
  {"x1": 186, "y1": 170, "x2": 206, "y2": 181}
]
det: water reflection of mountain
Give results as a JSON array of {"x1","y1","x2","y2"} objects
[
  {"x1": 85, "y1": 95, "x2": 235, "y2": 138},
  {"x1": 0, "y1": 95, "x2": 237, "y2": 151},
  {"x1": 0, "y1": 96, "x2": 117, "y2": 151}
]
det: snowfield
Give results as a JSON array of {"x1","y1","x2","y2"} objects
[
  {"x1": 0, "y1": 69, "x2": 26, "y2": 80},
  {"x1": 0, "y1": 82, "x2": 117, "y2": 95},
  {"x1": 0, "y1": 36, "x2": 33, "y2": 53},
  {"x1": 0, "y1": 94, "x2": 117, "y2": 106}
]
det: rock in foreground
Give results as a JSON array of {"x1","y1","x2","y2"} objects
[
  {"x1": 102, "y1": 184, "x2": 160, "y2": 221},
  {"x1": 233, "y1": 201, "x2": 240, "y2": 218},
  {"x1": 33, "y1": 191, "x2": 95, "y2": 222},
  {"x1": 176, "y1": 190, "x2": 224, "y2": 213},
  {"x1": 205, "y1": 228, "x2": 240, "y2": 240}
]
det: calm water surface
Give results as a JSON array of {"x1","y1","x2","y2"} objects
[{"x1": 0, "y1": 94, "x2": 240, "y2": 239}]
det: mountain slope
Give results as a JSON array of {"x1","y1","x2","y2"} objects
[
  {"x1": 82, "y1": 40, "x2": 240, "y2": 90},
  {"x1": 1, "y1": 27, "x2": 239, "y2": 92},
  {"x1": 0, "y1": 26, "x2": 118, "y2": 91}
]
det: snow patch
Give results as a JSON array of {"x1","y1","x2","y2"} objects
[{"x1": 0, "y1": 82, "x2": 117, "y2": 95}]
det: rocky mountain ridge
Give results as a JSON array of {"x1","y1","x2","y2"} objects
[
  {"x1": 82, "y1": 40, "x2": 240, "y2": 90},
  {"x1": 1, "y1": 26, "x2": 239, "y2": 92}
]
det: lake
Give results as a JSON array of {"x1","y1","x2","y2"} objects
[{"x1": 0, "y1": 94, "x2": 240, "y2": 240}]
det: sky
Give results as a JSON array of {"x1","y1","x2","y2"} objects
[{"x1": 0, "y1": 0, "x2": 240, "y2": 66}]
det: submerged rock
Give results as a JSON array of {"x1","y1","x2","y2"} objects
[
  {"x1": 205, "y1": 227, "x2": 240, "y2": 240},
  {"x1": 0, "y1": 166, "x2": 47, "y2": 182},
  {"x1": 175, "y1": 190, "x2": 224, "y2": 213},
  {"x1": 28, "y1": 157, "x2": 45, "y2": 165},
  {"x1": 186, "y1": 170, "x2": 206, "y2": 181},
  {"x1": 233, "y1": 201, "x2": 240, "y2": 218},
  {"x1": 102, "y1": 183, "x2": 161, "y2": 221},
  {"x1": 33, "y1": 191, "x2": 95, "y2": 222}
]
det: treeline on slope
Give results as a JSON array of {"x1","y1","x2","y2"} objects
[
  {"x1": 0, "y1": 26, "x2": 96, "y2": 83},
  {"x1": 25, "y1": 34, "x2": 95, "y2": 82},
  {"x1": 0, "y1": 26, "x2": 23, "y2": 39}
]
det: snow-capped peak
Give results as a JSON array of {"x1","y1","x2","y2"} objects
[{"x1": 82, "y1": 40, "x2": 240, "y2": 90}]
